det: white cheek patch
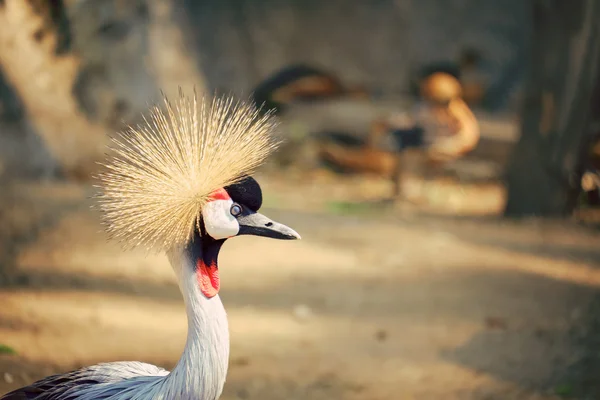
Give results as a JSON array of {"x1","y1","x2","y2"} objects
[{"x1": 202, "y1": 199, "x2": 240, "y2": 240}]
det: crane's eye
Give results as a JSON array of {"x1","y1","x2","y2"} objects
[{"x1": 230, "y1": 203, "x2": 243, "y2": 217}]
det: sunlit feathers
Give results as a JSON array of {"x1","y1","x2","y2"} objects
[{"x1": 95, "y1": 90, "x2": 279, "y2": 252}]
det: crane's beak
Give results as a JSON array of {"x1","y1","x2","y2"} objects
[{"x1": 237, "y1": 211, "x2": 301, "y2": 240}]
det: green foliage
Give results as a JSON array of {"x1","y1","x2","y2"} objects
[
  {"x1": 326, "y1": 201, "x2": 383, "y2": 215},
  {"x1": 554, "y1": 383, "x2": 574, "y2": 397},
  {"x1": 0, "y1": 344, "x2": 16, "y2": 355}
]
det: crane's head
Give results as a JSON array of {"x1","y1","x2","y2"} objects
[
  {"x1": 189, "y1": 175, "x2": 299, "y2": 298},
  {"x1": 202, "y1": 176, "x2": 298, "y2": 241},
  {"x1": 96, "y1": 90, "x2": 300, "y2": 298}
]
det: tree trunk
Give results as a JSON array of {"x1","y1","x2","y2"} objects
[
  {"x1": 0, "y1": 0, "x2": 107, "y2": 180},
  {"x1": 504, "y1": 0, "x2": 600, "y2": 217}
]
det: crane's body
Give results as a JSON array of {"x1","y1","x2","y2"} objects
[
  {"x1": 7, "y1": 284, "x2": 227, "y2": 400},
  {"x1": 1, "y1": 92, "x2": 299, "y2": 400}
]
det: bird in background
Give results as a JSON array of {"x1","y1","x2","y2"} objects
[
  {"x1": 318, "y1": 72, "x2": 480, "y2": 198},
  {"x1": 1, "y1": 91, "x2": 300, "y2": 400}
]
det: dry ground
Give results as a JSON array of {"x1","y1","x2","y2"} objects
[{"x1": 1, "y1": 174, "x2": 600, "y2": 400}]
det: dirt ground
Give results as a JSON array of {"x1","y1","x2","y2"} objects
[{"x1": 1, "y1": 171, "x2": 600, "y2": 400}]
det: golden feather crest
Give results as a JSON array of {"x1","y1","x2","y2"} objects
[{"x1": 95, "y1": 90, "x2": 279, "y2": 252}]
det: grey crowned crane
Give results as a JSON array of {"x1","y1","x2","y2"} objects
[{"x1": 1, "y1": 92, "x2": 300, "y2": 400}]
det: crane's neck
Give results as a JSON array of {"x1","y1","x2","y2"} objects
[{"x1": 161, "y1": 242, "x2": 230, "y2": 400}]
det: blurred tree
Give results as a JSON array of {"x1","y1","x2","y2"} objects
[
  {"x1": 504, "y1": 0, "x2": 600, "y2": 217},
  {"x1": 0, "y1": 0, "x2": 107, "y2": 179},
  {"x1": 0, "y1": 0, "x2": 200, "y2": 180}
]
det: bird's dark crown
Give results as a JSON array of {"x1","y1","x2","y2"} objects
[{"x1": 224, "y1": 176, "x2": 262, "y2": 211}]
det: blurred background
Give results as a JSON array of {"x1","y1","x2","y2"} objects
[{"x1": 1, "y1": 0, "x2": 600, "y2": 399}]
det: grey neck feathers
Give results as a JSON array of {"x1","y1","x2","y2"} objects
[{"x1": 158, "y1": 249, "x2": 230, "y2": 400}]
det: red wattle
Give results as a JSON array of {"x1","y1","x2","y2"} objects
[{"x1": 197, "y1": 259, "x2": 220, "y2": 298}]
